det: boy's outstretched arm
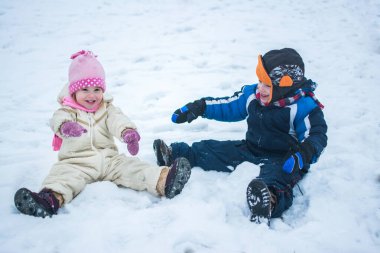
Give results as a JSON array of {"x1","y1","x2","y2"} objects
[{"x1": 171, "y1": 84, "x2": 255, "y2": 124}]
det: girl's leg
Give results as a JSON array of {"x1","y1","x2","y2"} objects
[
  {"x1": 14, "y1": 162, "x2": 93, "y2": 217},
  {"x1": 105, "y1": 154, "x2": 191, "y2": 199},
  {"x1": 42, "y1": 162, "x2": 96, "y2": 204},
  {"x1": 104, "y1": 154, "x2": 162, "y2": 195}
]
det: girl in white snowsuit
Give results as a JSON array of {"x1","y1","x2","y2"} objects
[{"x1": 14, "y1": 50, "x2": 191, "y2": 218}]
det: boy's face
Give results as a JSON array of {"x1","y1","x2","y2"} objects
[
  {"x1": 257, "y1": 81, "x2": 271, "y2": 104},
  {"x1": 74, "y1": 86, "x2": 104, "y2": 110}
]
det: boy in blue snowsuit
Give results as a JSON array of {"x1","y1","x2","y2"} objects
[{"x1": 154, "y1": 48, "x2": 327, "y2": 224}]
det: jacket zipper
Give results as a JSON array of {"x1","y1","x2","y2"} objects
[{"x1": 87, "y1": 113, "x2": 95, "y2": 150}]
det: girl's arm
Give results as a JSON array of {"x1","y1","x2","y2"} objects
[{"x1": 106, "y1": 103, "x2": 137, "y2": 140}]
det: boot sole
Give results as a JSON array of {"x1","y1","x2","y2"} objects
[
  {"x1": 153, "y1": 139, "x2": 165, "y2": 166},
  {"x1": 166, "y1": 157, "x2": 191, "y2": 199},
  {"x1": 153, "y1": 139, "x2": 172, "y2": 166},
  {"x1": 14, "y1": 188, "x2": 53, "y2": 218},
  {"x1": 246, "y1": 179, "x2": 271, "y2": 224}
]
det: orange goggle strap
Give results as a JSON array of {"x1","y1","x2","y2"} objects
[{"x1": 256, "y1": 55, "x2": 273, "y2": 103}]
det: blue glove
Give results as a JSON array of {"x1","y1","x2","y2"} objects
[
  {"x1": 171, "y1": 99, "x2": 206, "y2": 124},
  {"x1": 282, "y1": 141, "x2": 314, "y2": 174},
  {"x1": 283, "y1": 152, "x2": 304, "y2": 173}
]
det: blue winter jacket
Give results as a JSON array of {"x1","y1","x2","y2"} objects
[{"x1": 203, "y1": 84, "x2": 328, "y2": 162}]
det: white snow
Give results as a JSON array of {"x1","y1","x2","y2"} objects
[{"x1": 1, "y1": 0, "x2": 379, "y2": 252}]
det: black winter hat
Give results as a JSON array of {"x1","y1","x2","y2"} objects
[
  {"x1": 256, "y1": 48, "x2": 306, "y2": 103},
  {"x1": 262, "y1": 48, "x2": 305, "y2": 86}
]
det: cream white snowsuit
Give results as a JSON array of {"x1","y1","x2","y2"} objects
[{"x1": 42, "y1": 85, "x2": 162, "y2": 203}]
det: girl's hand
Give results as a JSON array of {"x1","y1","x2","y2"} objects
[
  {"x1": 60, "y1": 122, "x2": 87, "y2": 137},
  {"x1": 122, "y1": 129, "x2": 140, "y2": 156}
]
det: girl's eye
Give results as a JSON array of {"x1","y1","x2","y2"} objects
[{"x1": 94, "y1": 88, "x2": 101, "y2": 92}]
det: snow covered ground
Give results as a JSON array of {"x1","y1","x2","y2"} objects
[{"x1": 1, "y1": 0, "x2": 379, "y2": 252}]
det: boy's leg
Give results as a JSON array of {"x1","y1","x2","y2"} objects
[
  {"x1": 170, "y1": 139, "x2": 256, "y2": 172},
  {"x1": 247, "y1": 159, "x2": 308, "y2": 220}
]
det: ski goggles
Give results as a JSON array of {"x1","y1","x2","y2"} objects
[{"x1": 256, "y1": 55, "x2": 294, "y2": 88}]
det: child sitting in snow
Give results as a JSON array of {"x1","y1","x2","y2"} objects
[
  {"x1": 14, "y1": 50, "x2": 191, "y2": 218},
  {"x1": 153, "y1": 48, "x2": 328, "y2": 224}
]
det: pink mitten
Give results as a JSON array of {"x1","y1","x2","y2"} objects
[
  {"x1": 60, "y1": 122, "x2": 87, "y2": 137},
  {"x1": 122, "y1": 129, "x2": 140, "y2": 156}
]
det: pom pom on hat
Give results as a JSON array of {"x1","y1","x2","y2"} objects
[{"x1": 68, "y1": 50, "x2": 106, "y2": 95}]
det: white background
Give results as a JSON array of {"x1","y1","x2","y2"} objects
[{"x1": 0, "y1": 0, "x2": 379, "y2": 252}]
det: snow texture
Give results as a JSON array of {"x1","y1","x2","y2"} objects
[{"x1": 0, "y1": 0, "x2": 379, "y2": 252}]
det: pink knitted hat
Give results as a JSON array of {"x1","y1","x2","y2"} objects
[{"x1": 68, "y1": 50, "x2": 106, "y2": 95}]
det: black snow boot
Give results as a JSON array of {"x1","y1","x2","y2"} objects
[
  {"x1": 14, "y1": 188, "x2": 60, "y2": 218},
  {"x1": 165, "y1": 157, "x2": 191, "y2": 199},
  {"x1": 246, "y1": 179, "x2": 273, "y2": 225},
  {"x1": 153, "y1": 139, "x2": 173, "y2": 166}
]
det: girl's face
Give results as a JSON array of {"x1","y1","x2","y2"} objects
[
  {"x1": 74, "y1": 86, "x2": 104, "y2": 110},
  {"x1": 257, "y1": 81, "x2": 271, "y2": 104}
]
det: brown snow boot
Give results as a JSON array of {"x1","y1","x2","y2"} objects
[{"x1": 156, "y1": 157, "x2": 191, "y2": 199}]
